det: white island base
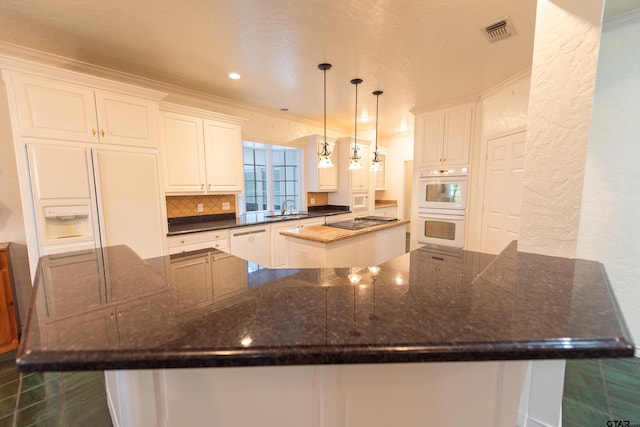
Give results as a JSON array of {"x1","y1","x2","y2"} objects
[{"x1": 105, "y1": 360, "x2": 565, "y2": 427}]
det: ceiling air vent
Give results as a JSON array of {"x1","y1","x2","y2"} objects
[{"x1": 482, "y1": 17, "x2": 515, "y2": 42}]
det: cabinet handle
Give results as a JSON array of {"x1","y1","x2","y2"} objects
[
  {"x1": 208, "y1": 184, "x2": 212, "y2": 189},
  {"x1": 432, "y1": 256, "x2": 444, "y2": 261},
  {"x1": 110, "y1": 312, "x2": 115, "y2": 319},
  {"x1": 201, "y1": 184, "x2": 204, "y2": 190},
  {"x1": 100, "y1": 129, "x2": 105, "y2": 137},
  {"x1": 92, "y1": 128, "x2": 97, "y2": 137}
]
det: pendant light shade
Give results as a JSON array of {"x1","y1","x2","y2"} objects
[
  {"x1": 348, "y1": 78, "x2": 363, "y2": 171},
  {"x1": 317, "y1": 63, "x2": 333, "y2": 168},
  {"x1": 370, "y1": 90, "x2": 383, "y2": 171}
]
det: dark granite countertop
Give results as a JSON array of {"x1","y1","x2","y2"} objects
[
  {"x1": 16, "y1": 241, "x2": 634, "y2": 371},
  {"x1": 167, "y1": 205, "x2": 350, "y2": 235}
]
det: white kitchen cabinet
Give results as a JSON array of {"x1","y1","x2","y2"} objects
[
  {"x1": 351, "y1": 144, "x2": 370, "y2": 192},
  {"x1": 9, "y1": 73, "x2": 160, "y2": 148},
  {"x1": 414, "y1": 103, "x2": 474, "y2": 168},
  {"x1": 160, "y1": 104, "x2": 245, "y2": 194},
  {"x1": 229, "y1": 225, "x2": 271, "y2": 267},
  {"x1": 169, "y1": 252, "x2": 213, "y2": 313},
  {"x1": 329, "y1": 138, "x2": 372, "y2": 213},
  {"x1": 271, "y1": 220, "x2": 300, "y2": 268},
  {"x1": 167, "y1": 230, "x2": 229, "y2": 255},
  {"x1": 374, "y1": 152, "x2": 387, "y2": 190},
  {"x1": 295, "y1": 135, "x2": 338, "y2": 192}
]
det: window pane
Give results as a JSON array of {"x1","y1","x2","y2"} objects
[
  {"x1": 284, "y1": 166, "x2": 297, "y2": 181},
  {"x1": 286, "y1": 181, "x2": 298, "y2": 195},
  {"x1": 285, "y1": 149, "x2": 298, "y2": 164},
  {"x1": 273, "y1": 180, "x2": 284, "y2": 196},
  {"x1": 254, "y1": 149, "x2": 266, "y2": 165},
  {"x1": 272, "y1": 150, "x2": 285, "y2": 165},
  {"x1": 272, "y1": 165, "x2": 284, "y2": 181}
]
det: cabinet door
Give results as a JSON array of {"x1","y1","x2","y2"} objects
[
  {"x1": 317, "y1": 140, "x2": 338, "y2": 191},
  {"x1": 351, "y1": 145, "x2": 370, "y2": 191},
  {"x1": 374, "y1": 153, "x2": 387, "y2": 190},
  {"x1": 211, "y1": 252, "x2": 248, "y2": 301},
  {"x1": 160, "y1": 112, "x2": 207, "y2": 193},
  {"x1": 442, "y1": 106, "x2": 472, "y2": 166},
  {"x1": 416, "y1": 113, "x2": 444, "y2": 167},
  {"x1": 169, "y1": 253, "x2": 213, "y2": 312},
  {"x1": 94, "y1": 149, "x2": 165, "y2": 260},
  {"x1": 271, "y1": 220, "x2": 301, "y2": 268},
  {"x1": 27, "y1": 144, "x2": 92, "y2": 200},
  {"x1": 11, "y1": 73, "x2": 97, "y2": 142},
  {"x1": 203, "y1": 120, "x2": 243, "y2": 192},
  {"x1": 94, "y1": 90, "x2": 159, "y2": 148},
  {"x1": 45, "y1": 306, "x2": 119, "y2": 349}
]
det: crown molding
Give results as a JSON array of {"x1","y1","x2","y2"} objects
[
  {"x1": 0, "y1": 41, "x2": 333, "y2": 132},
  {"x1": 410, "y1": 95, "x2": 480, "y2": 116},
  {"x1": 603, "y1": 8, "x2": 640, "y2": 31},
  {"x1": 480, "y1": 68, "x2": 532, "y2": 99}
]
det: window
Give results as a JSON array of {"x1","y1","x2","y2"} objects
[{"x1": 243, "y1": 141, "x2": 300, "y2": 213}]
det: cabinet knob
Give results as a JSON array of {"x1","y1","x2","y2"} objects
[
  {"x1": 100, "y1": 129, "x2": 105, "y2": 137},
  {"x1": 110, "y1": 312, "x2": 115, "y2": 319},
  {"x1": 208, "y1": 184, "x2": 212, "y2": 189},
  {"x1": 201, "y1": 184, "x2": 204, "y2": 190},
  {"x1": 92, "y1": 128, "x2": 97, "y2": 137}
]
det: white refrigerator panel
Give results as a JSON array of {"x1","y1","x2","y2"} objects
[
  {"x1": 27, "y1": 144, "x2": 92, "y2": 200},
  {"x1": 94, "y1": 150, "x2": 165, "y2": 260}
]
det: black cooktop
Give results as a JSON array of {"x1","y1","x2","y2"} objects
[{"x1": 325, "y1": 216, "x2": 398, "y2": 230}]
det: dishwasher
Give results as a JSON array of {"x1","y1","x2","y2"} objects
[{"x1": 229, "y1": 225, "x2": 271, "y2": 267}]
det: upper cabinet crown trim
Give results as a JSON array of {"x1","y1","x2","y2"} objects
[
  {"x1": 0, "y1": 54, "x2": 167, "y2": 101},
  {"x1": 160, "y1": 102, "x2": 246, "y2": 125}
]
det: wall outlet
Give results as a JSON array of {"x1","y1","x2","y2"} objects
[
  {"x1": 310, "y1": 198, "x2": 316, "y2": 205},
  {"x1": 197, "y1": 203, "x2": 204, "y2": 213},
  {"x1": 222, "y1": 202, "x2": 230, "y2": 211}
]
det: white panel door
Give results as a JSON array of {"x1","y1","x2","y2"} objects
[
  {"x1": 11, "y1": 73, "x2": 97, "y2": 142},
  {"x1": 94, "y1": 149, "x2": 165, "y2": 259},
  {"x1": 27, "y1": 144, "x2": 92, "y2": 200},
  {"x1": 203, "y1": 119, "x2": 243, "y2": 192},
  {"x1": 94, "y1": 90, "x2": 159, "y2": 148},
  {"x1": 480, "y1": 131, "x2": 526, "y2": 254},
  {"x1": 160, "y1": 112, "x2": 206, "y2": 192}
]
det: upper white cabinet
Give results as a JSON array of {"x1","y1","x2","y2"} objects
[
  {"x1": 159, "y1": 104, "x2": 245, "y2": 194},
  {"x1": 9, "y1": 73, "x2": 160, "y2": 148},
  {"x1": 414, "y1": 102, "x2": 474, "y2": 168},
  {"x1": 296, "y1": 135, "x2": 338, "y2": 192},
  {"x1": 374, "y1": 152, "x2": 387, "y2": 191}
]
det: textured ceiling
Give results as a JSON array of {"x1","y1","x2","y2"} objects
[{"x1": 0, "y1": 0, "x2": 632, "y2": 138}]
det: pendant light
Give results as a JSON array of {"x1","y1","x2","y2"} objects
[
  {"x1": 370, "y1": 90, "x2": 383, "y2": 171},
  {"x1": 348, "y1": 78, "x2": 363, "y2": 170},
  {"x1": 317, "y1": 63, "x2": 333, "y2": 168}
]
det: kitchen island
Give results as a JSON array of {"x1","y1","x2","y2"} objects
[
  {"x1": 281, "y1": 218, "x2": 410, "y2": 268},
  {"x1": 16, "y1": 242, "x2": 633, "y2": 427}
]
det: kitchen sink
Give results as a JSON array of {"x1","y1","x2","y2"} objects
[{"x1": 264, "y1": 212, "x2": 310, "y2": 220}]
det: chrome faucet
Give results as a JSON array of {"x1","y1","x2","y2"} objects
[{"x1": 281, "y1": 199, "x2": 295, "y2": 215}]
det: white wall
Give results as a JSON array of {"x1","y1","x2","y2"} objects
[
  {"x1": 518, "y1": 0, "x2": 605, "y2": 258},
  {"x1": 0, "y1": 82, "x2": 25, "y2": 245},
  {"x1": 577, "y1": 11, "x2": 640, "y2": 356}
]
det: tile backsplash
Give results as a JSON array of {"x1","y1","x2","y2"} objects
[
  {"x1": 166, "y1": 195, "x2": 236, "y2": 218},
  {"x1": 307, "y1": 192, "x2": 329, "y2": 206}
]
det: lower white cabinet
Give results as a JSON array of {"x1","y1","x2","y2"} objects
[
  {"x1": 168, "y1": 249, "x2": 248, "y2": 316},
  {"x1": 229, "y1": 225, "x2": 271, "y2": 267},
  {"x1": 271, "y1": 217, "x2": 326, "y2": 268},
  {"x1": 167, "y1": 230, "x2": 229, "y2": 255},
  {"x1": 373, "y1": 205, "x2": 398, "y2": 218}
]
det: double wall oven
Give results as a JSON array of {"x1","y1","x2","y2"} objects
[{"x1": 417, "y1": 168, "x2": 468, "y2": 248}]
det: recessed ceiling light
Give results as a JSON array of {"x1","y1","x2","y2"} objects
[{"x1": 228, "y1": 72, "x2": 241, "y2": 80}]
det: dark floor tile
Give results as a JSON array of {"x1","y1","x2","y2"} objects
[
  {"x1": 564, "y1": 365, "x2": 606, "y2": 395},
  {"x1": 608, "y1": 394, "x2": 640, "y2": 422},
  {"x1": 563, "y1": 382, "x2": 609, "y2": 414},
  {"x1": 563, "y1": 397, "x2": 611, "y2": 427},
  {"x1": 566, "y1": 359, "x2": 602, "y2": 378},
  {"x1": 18, "y1": 380, "x2": 61, "y2": 410},
  {"x1": 15, "y1": 394, "x2": 63, "y2": 426},
  {"x1": 27, "y1": 414, "x2": 65, "y2": 427},
  {"x1": 606, "y1": 379, "x2": 640, "y2": 406},
  {"x1": 0, "y1": 362, "x2": 20, "y2": 384},
  {"x1": 0, "y1": 395, "x2": 16, "y2": 418},
  {"x1": 20, "y1": 372, "x2": 61, "y2": 393},
  {"x1": 603, "y1": 365, "x2": 640, "y2": 390},
  {"x1": 65, "y1": 392, "x2": 113, "y2": 427},
  {"x1": 601, "y1": 357, "x2": 640, "y2": 374},
  {"x1": 0, "y1": 351, "x2": 16, "y2": 363},
  {"x1": 63, "y1": 379, "x2": 107, "y2": 409},
  {"x1": 0, "y1": 414, "x2": 14, "y2": 427},
  {"x1": 561, "y1": 418, "x2": 585, "y2": 427},
  {"x1": 62, "y1": 371, "x2": 103, "y2": 392},
  {"x1": 0, "y1": 378, "x2": 20, "y2": 400}
]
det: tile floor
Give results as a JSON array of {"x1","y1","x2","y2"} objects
[
  {"x1": 0, "y1": 351, "x2": 112, "y2": 427},
  {"x1": 563, "y1": 357, "x2": 640, "y2": 426},
  {"x1": 0, "y1": 350, "x2": 637, "y2": 426}
]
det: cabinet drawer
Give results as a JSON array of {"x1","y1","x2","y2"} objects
[
  {"x1": 168, "y1": 230, "x2": 230, "y2": 247},
  {"x1": 168, "y1": 230, "x2": 230, "y2": 254}
]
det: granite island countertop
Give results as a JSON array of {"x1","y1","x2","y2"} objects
[
  {"x1": 281, "y1": 219, "x2": 410, "y2": 244},
  {"x1": 15, "y1": 241, "x2": 634, "y2": 371}
]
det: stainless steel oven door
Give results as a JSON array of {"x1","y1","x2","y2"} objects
[
  {"x1": 418, "y1": 169, "x2": 467, "y2": 210},
  {"x1": 417, "y1": 209, "x2": 465, "y2": 248}
]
